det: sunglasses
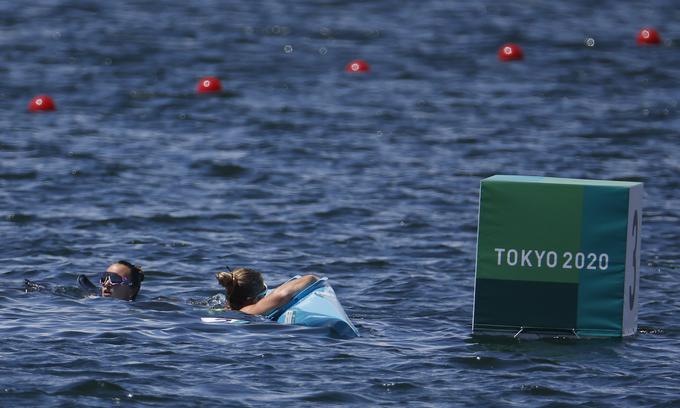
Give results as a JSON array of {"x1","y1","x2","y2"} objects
[{"x1": 100, "y1": 271, "x2": 134, "y2": 287}]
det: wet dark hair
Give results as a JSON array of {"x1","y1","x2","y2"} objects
[{"x1": 116, "y1": 260, "x2": 144, "y2": 288}]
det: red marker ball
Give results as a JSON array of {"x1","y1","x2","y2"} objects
[
  {"x1": 28, "y1": 95, "x2": 56, "y2": 112},
  {"x1": 196, "y1": 77, "x2": 222, "y2": 93},
  {"x1": 498, "y1": 43, "x2": 524, "y2": 62},
  {"x1": 345, "y1": 59, "x2": 370, "y2": 73},
  {"x1": 637, "y1": 28, "x2": 661, "y2": 45}
]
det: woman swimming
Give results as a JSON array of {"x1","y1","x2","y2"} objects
[
  {"x1": 25, "y1": 260, "x2": 145, "y2": 301},
  {"x1": 216, "y1": 267, "x2": 318, "y2": 315},
  {"x1": 77, "y1": 260, "x2": 144, "y2": 301}
]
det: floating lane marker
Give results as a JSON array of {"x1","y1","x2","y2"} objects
[
  {"x1": 196, "y1": 76, "x2": 222, "y2": 94},
  {"x1": 637, "y1": 28, "x2": 661, "y2": 45},
  {"x1": 498, "y1": 43, "x2": 524, "y2": 62},
  {"x1": 345, "y1": 59, "x2": 370, "y2": 73},
  {"x1": 28, "y1": 95, "x2": 56, "y2": 112}
]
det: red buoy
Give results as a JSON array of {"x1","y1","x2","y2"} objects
[
  {"x1": 637, "y1": 28, "x2": 661, "y2": 45},
  {"x1": 498, "y1": 44, "x2": 523, "y2": 62},
  {"x1": 196, "y1": 77, "x2": 222, "y2": 94},
  {"x1": 345, "y1": 59, "x2": 370, "y2": 73},
  {"x1": 28, "y1": 95, "x2": 56, "y2": 112}
]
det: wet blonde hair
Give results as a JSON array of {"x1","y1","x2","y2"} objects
[{"x1": 216, "y1": 267, "x2": 266, "y2": 310}]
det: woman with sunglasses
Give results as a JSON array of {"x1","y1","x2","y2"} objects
[
  {"x1": 79, "y1": 260, "x2": 144, "y2": 301},
  {"x1": 216, "y1": 267, "x2": 317, "y2": 314},
  {"x1": 99, "y1": 260, "x2": 144, "y2": 300}
]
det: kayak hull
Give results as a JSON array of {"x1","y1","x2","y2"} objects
[{"x1": 271, "y1": 278, "x2": 359, "y2": 337}]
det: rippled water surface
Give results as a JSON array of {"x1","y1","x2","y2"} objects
[{"x1": 1, "y1": 0, "x2": 679, "y2": 406}]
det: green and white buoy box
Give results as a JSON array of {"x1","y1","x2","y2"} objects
[{"x1": 472, "y1": 175, "x2": 643, "y2": 337}]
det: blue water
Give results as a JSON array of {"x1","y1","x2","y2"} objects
[{"x1": 2, "y1": 0, "x2": 679, "y2": 406}]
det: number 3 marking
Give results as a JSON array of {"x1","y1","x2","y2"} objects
[{"x1": 629, "y1": 211, "x2": 638, "y2": 311}]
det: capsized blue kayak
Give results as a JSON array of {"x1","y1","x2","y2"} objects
[
  {"x1": 265, "y1": 277, "x2": 359, "y2": 338},
  {"x1": 201, "y1": 277, "x2": 359, "y2": 338}
]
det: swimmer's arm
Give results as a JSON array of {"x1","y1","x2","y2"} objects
[{"x1": 240, "y1": 275, "x2": 319, "y2": 316}]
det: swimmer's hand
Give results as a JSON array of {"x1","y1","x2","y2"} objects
[
  {"x1": 77, "y1": 274, "x2": 98, "y2": 295},
  {"x1": 24, "y1": 279, "x2": 49, "y2": 292},
  {"x1": 240, "y1": 275, "x2": 319, "y2": 316}
]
